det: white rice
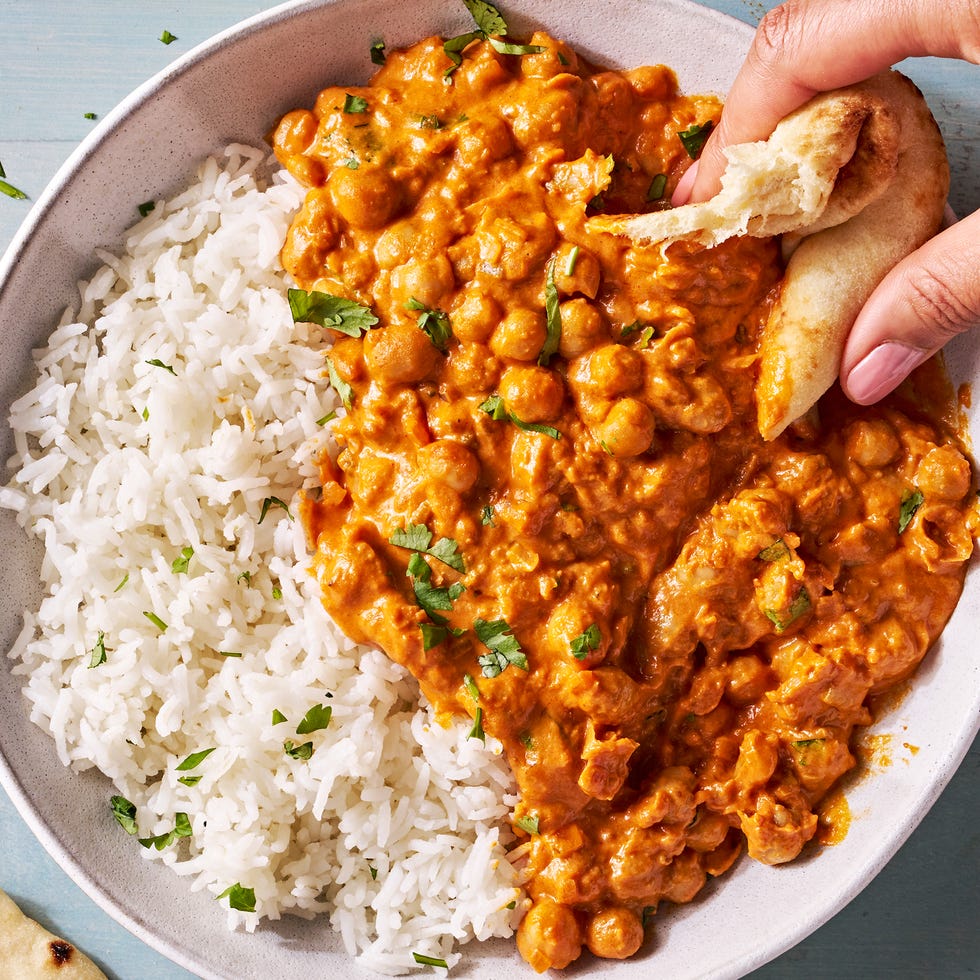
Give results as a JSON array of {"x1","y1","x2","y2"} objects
[{"x1": 0, "y1": 145, "x2": 523, "y2": 974}]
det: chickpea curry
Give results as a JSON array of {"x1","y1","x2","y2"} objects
[{"x1": 272, "y1": 25, "x2": 976, "y2": 974}]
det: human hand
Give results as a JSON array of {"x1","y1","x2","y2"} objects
[{"x1": 672, "y1": 0, "x2": 980, "y2": 404}]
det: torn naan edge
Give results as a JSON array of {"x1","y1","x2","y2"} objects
[
  {"x1": 592, "y1": 70, "x2": 949, "y2": 440},
  {"x1": 0, "y1": 888, "x2": 107, "y2": 979}
]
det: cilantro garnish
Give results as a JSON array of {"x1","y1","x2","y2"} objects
[
  {"x1": 325, "y1": 356, "x2": 354, "y2": 410},
  {"x1": 138, "y1": 201, "x2": 155, "y2": 217},
  {"x1": 0, "y1": 161, "x2": 27, "y2": 200},
  {"x1": 113, "y1": 573, "x2": 129, "y2": 593},
  {"x1": 406, "y1": 297, "x2": 453, "y2": 352},
  {"x1": 678, "y1": 120, "x2": 714, "y2": 159},
  {"x1": 343, "y1": 93, "x2": 369, "y2": 114},
  {"x1": 217, "y1": 883, "x2": 256, "y2": 913},
  {"x1": 139, "y1": 812, "x2": 192, "y2": 850},
  {"x1": 272, "y1": 709, "x2": 287, "y2": 725},
  {"x1": 110, "y1": 795, "x2": 138, "y2": 835},
  {"x1": 538, "y1": 261, "x2": 561, "y2": 367},
  {"x1": 898, "y1": 488, "x2": 924, "y2": 533},
  {"x1": 88, "y1": 630, "x2": 108, "y2": 669},
  {"x1": 479, "y1": 395, "x2": 560, "y2": 440},
  {"x1": 475, "y1": 617, "x2": 527, "y2": 677},
  {"x1": 258, "y1": 495, "x2": 293, "y2": 525},
  {"x1": 569, "y1": 623, "x2": 600, "y2": 660},
  {"x1": 370, "y1": 40, "x2": 386, "y2": 65},
  {"x1": 295, "y1": 703, "x2": 332, "y2": 735},
  {"x1": 284, "y1": 739, "x2": 314, "y2": 760},
  {"x1": 646, "y1": 173, "x2": 667, "y2": 201},
  {"x1": 463, "y1": 672, "x2": 480, "y2": 702},
  {"x1": 159, "y1": 29, "x2": 178, "y2": 45},
  {"x1": 84, "y1": 112, "x2": 97, "y2": 120},
  {"x1": 462, "y1": 0, "x2": 508, "y2": 34},
  {"x1": 145, "y1": 358, "x2": 176, "y2": 376},
  {"x1": 143, "y1": 610, "x2": 168, "y2": 632},
  {"x1": 468, "y1": 705, "x2": 486, "y2": 742},
  {"x1": 480, "y1": 505, "x2": 496, "y2": 527},
  {"x1": 564, "y1": 245, "x2": 580, "y2": 277},
  {"x1": 287, "y1": 287, "x2": 378, "y2": 337},
  {"x1": 176, "y1": 747, "x2": 216, "y2": 771},
  {"x1": 514, "y1": 813, "x2": 539, "y2": 835},
  {"x1": 757, "y1": 538, "x2": 790, "y2": 562},
  {"x1": 443, "y1": 0, "x2": 543, "y2": 76},
  {"x1": 170, "y1": 545, "x2": 193, "y2": 574},
  {"x1": 406, "y1": 553, "x2": 466, "y2": 624},
  {"x1": 390, "y1": 524, "x2": 466, "y2": 573},
  {"x1": 764, "y1": 587, "x2": 812, "y2": 632},
  {"x1": 413, "y1": 952, "x2": 449, "y2": 969},
  {"x1": 420, "y1": 622, "x2": 464, "y2": 649}
]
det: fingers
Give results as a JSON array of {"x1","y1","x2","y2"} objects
[
  {"x1": 680, "y1": 0, "x2": 980, "y2": 203},
  {"x1": 841, "y1": 209, "x2": 980, "y2": 404}
]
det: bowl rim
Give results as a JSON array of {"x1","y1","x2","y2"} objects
[{"x1": 1, "y1": 1, "x2": 978, "y2": 977}]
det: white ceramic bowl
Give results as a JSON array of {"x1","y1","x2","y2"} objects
[{"x1": 1, "y1": 2, "x2": 978, "y2": 978}]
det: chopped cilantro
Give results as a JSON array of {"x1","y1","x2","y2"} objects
[
  {"x1": 287, "y1": 287, "x2": 378, "y2": 337},
  {"x1": 646, "y1": 173, "x2": 668, "y2": 201},
  {"x1": 295, "y1": 704, "x2": 332, "y2": 735},
  {"x1": 442, "y1": 30, "x2": 484, "y2": 76},
  {"x1": 177, "y1": 775, "x2": 202, "y2": 787},
  {"x1": 113, "y1": 573, "x2": 129, "y2": 592},
  {"x1": 88, "y1": 631, "x2": 108, "y2": 669},
  {"x1": 538, "y1": 261, "x2": 561, "y2": 367},
  {"x1": 468, "y1": 705, "x2": 486, "y2": 742},
  {"x1": 475, "y1": 617, "x2": 527, "y2": 677},
  {"x1": 0, "y1": 176, "x2": 28, "y2": 200},
  {"x1": 272, "y1": 709, "x2": 287, "y2": 725},
  {"x1": 898, "y1": 488, "x2": 924, "y2": 533},
  {"x1": 236, "y1": 570, "x2": 252, "y2": 585},
  {"x1": 463, "y1": 672, "x2": 480, "y2": 702},
  {"x1": 159, "y1": 29, "x2": 178, "y2": 45},
  {"x1": 176, "y1": 747, "x2": 215, "y2": 771},
  {"x1": 142, "y1": 610, "x2": 168, "y2": 632},
  {"x1": 316, "y1": 410, "x2": 338, "y2": 425},
  {"x1": 420, "y1": 622, "x2": 464, "y2": 649},
  {"x1": 757, "y1": 538, "x2": 790, "y2": 562},
  {"x1": 145, "y1": 358, "x2": 176, "y2": 375},
  {"x1": 406, "y1": 552, "x2": 465, "y2": 624},
  {"x1": 138, "y1": 200, "x2": 155, "y2": 217},
  {"x1": 412, "y1": 952, "x2": 449, "y2": 969},
  {"x1": 765, "y1": 587, "x2": 812, "y2": 632},
  {"x1": 406, "y1": 297, "x2": 453, "y2": 351},
  {"x1": 569, "y1": 623, "x2": 600, "y2": 660},
  {"x1": 284, "y1": 739, "x2": 314, "y2": 760},
  {"x1": 326, "y1": 356, "x2": 354, "y2": 410},
  {"x1": 258, "y1": 495, "x2": 293, "y2": 525},
  {"x1": 488, "y1": 38, "x2": 545, "y2": 56},
  {"x1": 564, "y1": 245, "x2": 580, "y2": 277},
  {"x1": 139, "y1": 812, "x2": 192, "y2": 850},
  {"x1": 678, "y1": 120, "x2": 714, "y2": 159},
  {"x1": 343, "y1": 93, "x2": 369, "y2": 114},
  {"x1": 218, "y1": 650, "x2": 242, "y2": 658},
  {"x1": 84, "y1": 111, "x2": 97, "y2": 120},
  {"x1": 370, "y1": 39, "x2": 386, "y2": 65},
  {"x1": 217, "y1": 883, "x2": 256, "y2": 913},
  {"x1": 170, "y1": 545, "x2": 193, "y2": 574},
  {"x1": 479, "y1": 395, "x2": 560, "y2": 439},
  {"x1": 462, "y1": 0, "x2": 508, "y2": 34},
  {"x1": 110, "y1": 795, "x2": 138, "y2": 835},
  {"x1": 514, "y1": 813, "x2": 539, "y2": 835},
  {"x1": 480, "y1": 505, "x2": 496, "y2": 527},
  {"x1": 390, "y1": 523, "x2": 465, "y2": 573}
]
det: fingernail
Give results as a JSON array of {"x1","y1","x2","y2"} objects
[
  {"x1": 845, "y1": 342, "x2": 929, "y2": 404},
  {"x1": 671, "y1": 160, "x2": 700, "y2": 206}
]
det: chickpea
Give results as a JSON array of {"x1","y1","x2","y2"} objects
[
  {"x1": 552, "y1": 242, "x2": 601, "y2": 298},
  {"x1": 417, "y1": 439, "x2": 480, "y2": 493},
  {"x1": 733, "y1": 730, "x2": 779, "y2": 789},
  {"x1": 516, "y1": 899, "x2": 582, "y2": 972},
  {"x1": 363, "y1": 323, "x2": 439, "y2": 385},
  {"x1": 451, "y1": 288, "x2": 500, "y2": 344},
  {"x1": 585, "y1": 907, "x2": 644, "y2": 961},
  {"x1": 273, "y1": 109, "x2": 319, "y2": 156},
  {"x1": 726, "y1": 654, "x2": 774, "y2": 706},
  {"x1": 374, "y1": 222, "x2": 417, "y2": 270},
  {"x1": 490, "y1": 308, "x2": 547, "y2": 362},
  {"x1": 558, "y1": 298, "x2": 608, "y2": 358},
  {"x1": 455, "y1": 115, "x2": 514, "y2": 169},
  {"x1": 545, "y1": 599, "x2": 606, "y2": 667},
  {"x1": 499, "y1": 365, "x2": 565, "y2": 422},
  {"x1": 583, "y1": 344, "x2": 643, "y2": 397},
  {"x1": 845, "y1": 419, "x2": 901, "y2": 469},
  {"x1": 915, "y1": 444, "x2": 972, "y2": 500},
  {"x1": 596, "y1": 398, "x2": 655, "y2": 457},
  {"x1": 328, "y1": 165, "x2": 402, "y2": 230},
  {"x1": 507, "y1": 86, "x2": 581, "y2": 152},
  {"x1": 328, "y1": 336, "x2": 364, "y2": 383},
  {"x1": 389, "y1": 253, "x2": 455, "y2": 310}
]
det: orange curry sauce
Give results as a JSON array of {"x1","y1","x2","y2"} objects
[{"x1": 272, "y1": 32, "x2": 976, "y2": 971}]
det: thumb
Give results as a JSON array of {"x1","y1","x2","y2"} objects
[{"x1": 840, "y1": 209, "x2": 980, "y2": 405}]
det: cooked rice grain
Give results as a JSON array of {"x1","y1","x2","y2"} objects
[{"x1": 1, "y1": 145, "x2": 523, "y2": 974}]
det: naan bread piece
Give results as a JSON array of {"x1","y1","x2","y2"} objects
[
  {"x1": 0, "y1": 888, "x2": 107, "y2": 979},
  {"x1": 593, "y1": 70, "x2": 949, "y2": 440}
]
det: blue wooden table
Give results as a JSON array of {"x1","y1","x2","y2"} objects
[{"x1": 1, "y1": 2, "x2": 977, "y2": 978}]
